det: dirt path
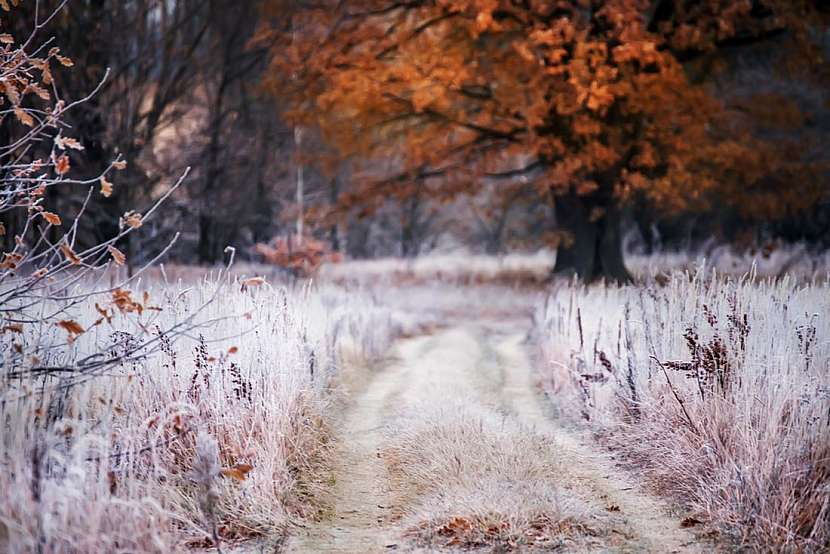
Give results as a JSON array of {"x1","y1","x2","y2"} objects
[
  {"x1": 284, "y1": 349, "x2": 413, "y2": 553},
  {"x1": 494, "y1": 332, "x2": 701, "y2": 553},
  {"x1": 285, "y1": 323, "x2": 701, "y2": 553}
]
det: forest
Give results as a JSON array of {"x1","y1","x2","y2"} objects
[
  {"x1": 1, "y1": 1, "x2": 829, "y2": 553},
  {"x1": 1, "y1": 0, "x2": 828, "y2": 274}
]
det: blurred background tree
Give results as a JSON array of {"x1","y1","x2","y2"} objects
[
  {"x1": 2, "y1": 0, "x2": 297, "y2": 266},
  {"x1": 256, "y1": 0, "x2": 830, "y2": 281}
]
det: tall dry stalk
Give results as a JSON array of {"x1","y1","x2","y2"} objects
[{"x1": 190, "y1": 432, "x2": 223, "y2": 553}]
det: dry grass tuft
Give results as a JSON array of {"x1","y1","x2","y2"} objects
[{"x1": 382, "y1": 403, "x2": 597, "y2": 551}]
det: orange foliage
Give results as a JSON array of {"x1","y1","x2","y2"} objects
[
  {"x1": 255, "y1": 236, "x2": 343, "y2": 276},
  {"x1": 256, "y1": 1, "x2": 826, "y2": 220}
]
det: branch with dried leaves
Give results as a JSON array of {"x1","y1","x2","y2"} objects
[{"x1": 0, "y1": 10, "x2": 220, "y2": 390}]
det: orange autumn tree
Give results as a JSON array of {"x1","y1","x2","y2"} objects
[{"x1": 258, "y1": 0, "x2": 826, "y2": 282}]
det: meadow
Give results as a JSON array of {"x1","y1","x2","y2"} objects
[{"x1": 2, "y1": 249, "x2": 828, "y2": 552}]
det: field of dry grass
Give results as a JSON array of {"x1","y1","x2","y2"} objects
[
  {"x1": 2, "y1": 248, "x2": 828, "y2": 553},
  {"x1": 536, "y1": 268, "x2": 830, "y2": 551},
  {"x1": 0, "y1": 275, "x2": 402, "y2": 552}
]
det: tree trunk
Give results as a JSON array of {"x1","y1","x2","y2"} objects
[
  {"x1": 329, "y1": 178, "x2": 341, "y2": 251},
  {"x1": 400, "y1": 194, "x2": 421, "y2": 258},
  {"x1": 553, "y1": 193, "x2": 632, "y2": 284},
  {"x1": 197, "y1": 214, "x2": 217, "y2": 264}
]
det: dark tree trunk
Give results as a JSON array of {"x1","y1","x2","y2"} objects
[
  {"x1": 197, "y1": 213, "x2": 218, "y2": 264},
  {"x1": 401, "y1": 223, "x2": 416, "y2": 258},
  {"x1": 400, "y1": 194, "x2": 422, "y2": 258},
  {"x1": 484, "y1": 210, "x2": 509, "y2": 255},
  {"x1": 553, "y1": 193, "x2": 632, "y2": 284},
  {"x1": 346, "y1": 219, "x2": 371, "y2": 258},
  {"x1": 329, "y1": 178, "x2": 341, "y2": 251}
]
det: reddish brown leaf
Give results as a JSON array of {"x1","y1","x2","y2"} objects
[
  {"x1": 107, "y1": 245, "x2": 126, "y2": 266},
  {"x1": 100, "y1": 176, "x2": 113, "y2": 197},
  {"x1": 41, "y1": 211, "x2": 61, "y2": 226},
  {"x1": 121, "y1": 211, "x2": 142, "y2": 229},
  {"x1": 2, "y1": 323, "x2": 23, "y2": 334},
  {"x1": 242, "y1": 277, "x2": 266, "y2": 288},
  {"x1": 220, "y1": 463, "x2": 253, "y2": 481},
  {"x1": 60, "y1": 242, "x2": 81, "y2": 265},
  {"x1": 14, "y1": 107, "x2": 34, "y2": 127},
  {"x1": 54, "y1": 154, "x2": 70, "y2": 176},
  {"x1": 57, "y1": 319, "x2": 85, "y2": 340}
]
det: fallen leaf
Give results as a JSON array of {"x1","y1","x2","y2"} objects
[
  {"x1": 221, "y1": 463, "x2": 253, "y2": 481},
  {"x1": 681, "y1": 517, "x2": 703, "y2": 528}
]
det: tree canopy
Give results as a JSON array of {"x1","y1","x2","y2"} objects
[{"x1": 258, "y1": 0, "x2": 828, "y2": 281}]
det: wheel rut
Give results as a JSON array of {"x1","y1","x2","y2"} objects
[{"x1": 284, "y1": 324, "x2": 703, "y2": 553}]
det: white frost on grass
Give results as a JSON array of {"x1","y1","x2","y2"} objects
[
  {"x1": 537, "y1": 268, "x2": 830, "y2": 550},
  {"x1": 0, "y1": 277, "x2": 398, "y2": 553}
]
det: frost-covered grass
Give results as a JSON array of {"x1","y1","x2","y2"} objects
[
  {"x1": 386, "y1": 402, "x2": 589, "y2": 551},
  {"x1": 3, "y1": 248, "x2": 828, "y2": 553},
  {"x1": 536, "y1": 269, "x2": 830, "y2": 551},
  {"x1": 626, "y1": 243, "x2": 830, "y2": 281},
  {"x1": 0, "y1": 276, "x2": 398, "y2": 553},
  {"x1": 378, "y1": 329, "x2": 592, "y2": 551},
  {"x1": 318, "y1": 250, "x2": 556, "y2": 287},
  {"x1": 320, "y1": 243, "x2": 830, "y2": 286}
]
